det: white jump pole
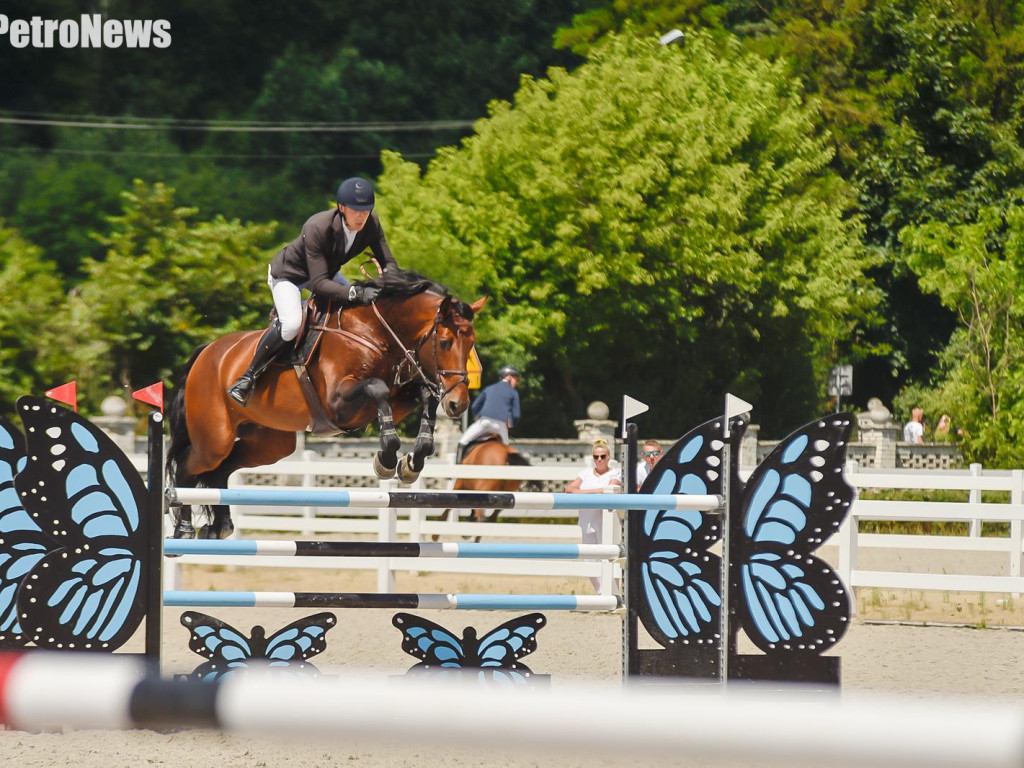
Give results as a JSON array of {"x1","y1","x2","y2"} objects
[{"x1": 1, "y1": 653, "x2": 1022, "y2": 768}]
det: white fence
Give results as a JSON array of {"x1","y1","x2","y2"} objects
[
  {"x1": 839, "y1": 462, "x2": 1024, "y2": 595},
  {"x1": 153, "y1": 452, "x2": 1024, "y2": 600}
]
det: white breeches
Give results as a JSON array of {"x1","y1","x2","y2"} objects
[
  {"x1": 458, "y1": 417, "x2": 509, "y2": 446},
  {"x1": 268, "y1": 267, "x2": 303, "y2": 342}
]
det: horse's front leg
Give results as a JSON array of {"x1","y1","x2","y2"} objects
[
  {"x1": 170, "y1": 504, "x2": 196, "y2": 541},
  {"x1": 397, "y1": 385, "x2": 438, "y2": 484},
  {"x1": 343, "y1": 378, "x2": 401, "y2": 478}
]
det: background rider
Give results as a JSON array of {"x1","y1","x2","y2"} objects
[{"x1": 456, "y1": 365, "x2": 522, "y2": 463}]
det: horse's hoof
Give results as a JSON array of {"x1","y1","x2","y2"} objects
[
  {"x1": 373, "y1": 453, "x2": 396, "y2": 479},
  {"x1": 171, "y1": 521, "x2": 196, "y2": 541},
  {"x1": 198, "y1": 519, "x2": 235, "y2": 541},
  {"x1": 396, "y1": 454, "x2": 421, "y2": 485}
]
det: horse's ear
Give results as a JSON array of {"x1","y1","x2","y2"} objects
[
  {"x1": 470, "y1": 296, "x2": 488, "y2": 313},
  {"x1": 439, "y1": 296, "x2": 454, "y2": 316}
]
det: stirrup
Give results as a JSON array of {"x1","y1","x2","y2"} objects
[{"x1": 227, "y1": 376, "x2": 254, "y2": 406}]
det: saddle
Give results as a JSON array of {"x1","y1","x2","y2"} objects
[
  {"x1": 463, "y1": 436, "x2": 531, "y2": 466},
  {"x1": 268, "y1": 296, "x2": 331, "y2": 367},
  {"x1": 267, "y1": 296, "x2": 379, "y2": 437}
]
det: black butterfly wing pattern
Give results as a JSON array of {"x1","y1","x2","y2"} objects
[{"x1": 736, "y1": 413, "x2": 855, "y2": 654}]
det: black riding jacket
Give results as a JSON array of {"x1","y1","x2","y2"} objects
[{"x1": 269, "y1": 208, "x2": 397, "y2": 300}]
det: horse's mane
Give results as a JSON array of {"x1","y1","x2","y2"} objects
[{"x1": 355, "y1": 268, "x2": 475, "y2": 319}]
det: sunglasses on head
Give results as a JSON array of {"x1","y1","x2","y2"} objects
[
  {"x1": 592, "y1": 453, "x2": 609, "y2": 460},
  {"x1": 643, "y1": 450, "x2": 661, "y2": 457}
]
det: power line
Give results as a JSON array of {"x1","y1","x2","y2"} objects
[
  {"x1": 0, "y1": 114, "x2": 474, "y2": 132},
  {"x1": 0, "y1": 109, "x2": 475, "y2": 128},
  {"x1": 0, "y1": 145, "x2": 437, "y2": 160}
]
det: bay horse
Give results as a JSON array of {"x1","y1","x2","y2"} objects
[
  {"x1": 166, "y1": 269, "x2": 484, "y2": 539},
  {"x1": 447, "y1": 437, "x2": 535, "y2": 528}
]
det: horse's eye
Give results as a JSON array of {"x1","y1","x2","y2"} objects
[{"x1": 439, "y1": 338, "x2": 454, "y2": 351}]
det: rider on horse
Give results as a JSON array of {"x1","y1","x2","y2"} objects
[
  {"x1": 456, "y1": 365, "x2": 522, "y2": 463},
  {"x1": 227, "y1": 177, "x2": 398, "y2": 406}
]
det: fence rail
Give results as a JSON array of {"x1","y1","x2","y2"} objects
[{"x1": 152, "y1": 452, "x2": 1024, "y2": 601}]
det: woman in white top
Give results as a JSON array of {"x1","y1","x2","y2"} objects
[
  {"x1": 566, "y1": 438, "x2": 622, "y2": 591},
  {"x1": 566, "y1": 436, "x2": 622, "y2": 539}
]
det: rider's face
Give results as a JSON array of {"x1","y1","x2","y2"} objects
[{"x1": 340, "y1": 204, "x2": 371, "y2": 231}]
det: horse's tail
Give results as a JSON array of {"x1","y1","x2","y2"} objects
[
  {"x1": 507, "y1": 449, "x2": 542, "y2": 492},
  {"x1": 506, "y1": 452, "x2": 531, "y2": 467},
  {"x1": 165, "y1": 344, "x2": 208, "y2": 487}
]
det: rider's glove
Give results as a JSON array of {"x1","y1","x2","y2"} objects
[{"x1": 347, "y1": 285, "x2": 381, "y2": 305}]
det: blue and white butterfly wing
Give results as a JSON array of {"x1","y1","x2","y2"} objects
[
  {"x1": 475, "y1": 667, "x2": 535, "y2": 686},
  {"x1": 635, "y1": 416, "x2": 744, "y2": 649},
  {"x1": 263, "y1": 612, "x2": 337, "y2": 669},
  {"x1": 12, "y1": 398, "x2": 147, "y2": 650},
  {"x1": 392, "y1": 613, "x2": 468, "y2": 668},
  {"x1": 187, "y1": 659, "x2": 250, "y2": 682},
  {"x1": 181, "y1": 611, "x2": 254, "y2": 676},
  {"x1": 0, "y1": 417, "x2": 52, "y2": 647},
  {"x1": 737, "y1": 414, "x2": 854, "y2": 653},
  {"x1": 475, "y1": 613, "x2": 546, "y2": 669}
]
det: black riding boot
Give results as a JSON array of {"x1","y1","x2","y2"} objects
[
  {"x1": 455, "y1": 443, "x2": 466, "y2": 464},
  {"x1": 227, "y1": 322, "x2": 288, "y2": 405}
]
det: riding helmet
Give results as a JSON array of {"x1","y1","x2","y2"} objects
[
  {"x1": 336, "y1": 177, "x2": 375, "y2": 210},
  {"x1": 498, "y1": 365, "x2": 522, "y2": 380}
]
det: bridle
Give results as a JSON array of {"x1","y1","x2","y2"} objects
[{"x1": 371, "y1": 300, "x2": 469, "y2": 401}]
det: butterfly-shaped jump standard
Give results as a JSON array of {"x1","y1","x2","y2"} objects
[
  {"x1": 0, "y1": 416, "x2": 50, "y2": 647},
  {"x1": 636, "y1": 413, "x2": 854, "y2": 656},
  {"x1": 0, "y1": 397, "x2": 148, "y2": 650},
  {"x1": 392, "y1": 612, "x2": 546, "y2": 684},
  {"x1": 181, "y1": 611, "x2": 337, "y2": 681}
]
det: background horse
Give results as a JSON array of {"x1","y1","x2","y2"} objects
[
  {"x1": 167, "y1": 269, "x2": 484, "y2": 539},
  {"x1": 446, "y1": 438, "x2": 536, "y2": 529}
]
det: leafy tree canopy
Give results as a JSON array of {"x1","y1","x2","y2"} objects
[
  {"x1": 0, "y1": 225, "x2": 70, "y2": 413},
  {"x1": 380, "y1": 31, "x2": 880, "y2": 434},
  {"x1": 67, "y1": 180, "x2": 280, "y2": 412}
]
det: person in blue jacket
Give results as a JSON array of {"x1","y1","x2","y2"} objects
[{"x1": 456, "y1": 365, "x2": 522, "y2": 463}]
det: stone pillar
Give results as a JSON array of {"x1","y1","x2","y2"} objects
[
  {"x1": 434, "y1": 412, "x2": 463, "y2": 460},
  {"x1": 739, "y1": 423, "x2": 760, "y2": 474},
  {"x1": 92, "y1": 396, "x2": 137, "y2": 455},
  {"x1": 856, "y1": 397, "x2": 899, "y2": 469},
  {"x1": 573, "y1": 401, "x2": 617, "y2": 443}
]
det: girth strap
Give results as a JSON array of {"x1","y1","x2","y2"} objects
[{"x1": 293, "y1": 364, "x2": 347, "y2": 437}]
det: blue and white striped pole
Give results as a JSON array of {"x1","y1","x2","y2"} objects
[
  {"x1": 167, "y1": 487, "x2": 722, "y2": 511},
  {"x1": 162, "y1": 591, "x2": 621, "y2": 611},
  {"x1": 163, "y1": 539, "x2": 624, "y2": 560}
]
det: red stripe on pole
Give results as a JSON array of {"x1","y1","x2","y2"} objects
[
  {"x1": 131, "y1": 382, "x2": 164, "y2": 413},
  {"x1": 44, "y1": 381, "x2": 77, "y2": 412},
  {"x1": 0, "y1": 653, "x2": 24, "y2": 724}
]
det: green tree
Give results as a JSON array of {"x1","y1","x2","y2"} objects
[
  {"x1": 900, "y1": 202, "x2": 1024, "y2": 465},
  {"x1": 380, "y1": 32, "x2": 880, "y2": 434},
  {"x1": 68, "y1": 181, "x2": 279, "y2": 410},
  {"x1": 0, "y1": 225, "x2": 71, "y2": 414}
]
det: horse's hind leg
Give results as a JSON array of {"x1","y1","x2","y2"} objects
[{"x1": 197, "y1": 427, "x2": 298, "y2": 540}]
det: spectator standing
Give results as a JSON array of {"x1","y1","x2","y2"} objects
[
  {"x1": 903, "y1": 407, "x2": 925, "y2": 444},
  {"x1": 635, "y1": 439, "x2": 662, "y2": 490}
]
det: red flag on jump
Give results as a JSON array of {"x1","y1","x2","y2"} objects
[
  {"x1": 131, "y1": 382, "x2": 164, "y2": 413},
  {"x1": 44, "y1": 381, "x2": 77, "y2": 412}
]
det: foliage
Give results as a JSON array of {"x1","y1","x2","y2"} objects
[
  {"x1": 899, "y1": 202, "x2": 1024, "y2": 465},
  {"x1": 66, "y1": 181, "x2": 280, "y2": 412},
  {"x1": 554, "y1": 0, "x2": 1024, "y2": 407},
  {"x1": 0, "y1": 225, "x2": 70, "y2": 414},
  {"x1": 380, "y1": 31, "x2": 879, "y2": 434}
]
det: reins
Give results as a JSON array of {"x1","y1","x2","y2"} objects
[
  {"x1": 309, "y1": 260, "x2": 469, "y2": 401},
  {"x1": 370, "y1": 300, "x2": 468, "y2": 400}
]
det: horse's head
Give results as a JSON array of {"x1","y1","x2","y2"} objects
[{"x1": 426, "y1": 294, "x2": 486, "y2": 417}]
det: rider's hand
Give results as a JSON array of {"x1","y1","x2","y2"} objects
[{"x1": 347, "y1": 285, "x2": 381, "y2": 305}]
